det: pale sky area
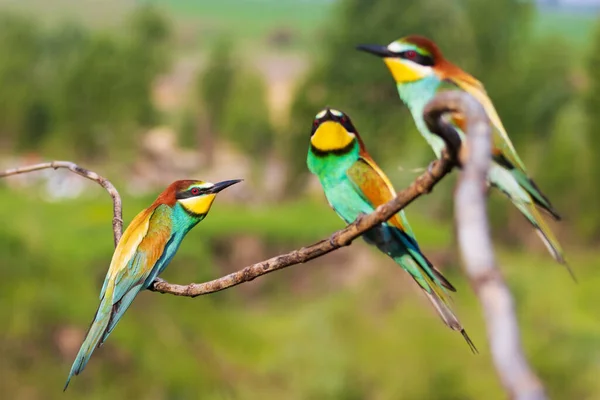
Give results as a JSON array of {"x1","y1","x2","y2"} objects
[{"x1": 543, "y1": 0, "x2": 600, "y2": 5}]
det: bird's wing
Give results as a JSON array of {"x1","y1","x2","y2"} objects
[
  {"x1": 346, "y1": 154, "x2": 409, "y2": 234},
  {"x1": 444, "y1": 73, "x2": 560, "y2": 218},
  {"x1": 444, "y1": 72, "x2": 527, "y2": 172},
  {"x1": 96, "y1": 204, "x2": 174, "y2": 344},
  {"x1": 347, "y1": 155, "x2": 456, "y2": 292},
  {"x1": 101, "y1": 204, "x2": 173, "y2": 303},
  {"x1": 100, "y1": 207, "x2": 152, "y2": 299}
]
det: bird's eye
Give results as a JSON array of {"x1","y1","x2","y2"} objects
[
  {"x1": 340, "y1": 116, "x2": 347, "y2": 124},
  {"x1": 405, "y1": 50, "x2": 417, "y2": 59},
  {"x1": 190, "y1": 187, "x2": 201, "y2": 195},
  {"x1": 313, "y1": 120, "x2": 319, "y2": 127}
]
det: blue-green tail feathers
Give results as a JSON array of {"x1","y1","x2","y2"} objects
[
  {"x1": 398, "y1": 253, "x2": 478, "y2": 354},
  {"x1": 513, "y1": 201, "x2": 576, "y2": 281},
  {"x1": 491, "y1": 158, "x2": 571, "y2": 275},
  {"x1": 396, "y1": 230, "x2": 456, "y2": 292},
  {"x1": 64, "y1": 286, "x2": 142, "y2": 391},
  {"x1": 102, "y1": 286, "x2": 142, "y2": 343},
  {"x1": 493, "y1": 153, "x2": 560, "y2": 220},
  {"x1": 382, "y1": 226, "x2": 477, "y2": 352},
  {"x1": 64, "y1": 298, "x2": 112, "y2": 390},
  {"x1": 507, "y1": 165, "x2": 561, "y2": 221}
]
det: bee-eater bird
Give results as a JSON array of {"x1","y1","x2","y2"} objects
[
  {"x1": 357, "y1": 36, "x2": 569, "y2": 271},
  {"x1": 307, "y1": 107, "x2": 476, "y2": 352},
  {"x1": 64, "y1": 178, "x2": 242, "y2": 389}
]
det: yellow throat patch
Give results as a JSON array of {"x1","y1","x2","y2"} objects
[
  {"x1": 383, "y1": 58, "x2": 428, "y2": 83},
  {"x1": 179, "y1": 194, "x2": 216, "y2": 216},
  {"x1": 311, "y1": 121, "x2": 355, "y2": 152}
]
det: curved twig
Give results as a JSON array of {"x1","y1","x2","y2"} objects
[
  {"x1": 0, "y1": 161, "x2": 123, "y2": 247},
  {"x1": 425, "y1": 91, "x2": 547, "y2": 400},
  {"x1": 0, "y1": 155, "x2": 456, "y2": 298}
]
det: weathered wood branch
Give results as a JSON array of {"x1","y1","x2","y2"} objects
[
  {"x1": 0, "y1": 155, "x2": 453, "y2": 297},
  {"x1": 0, "y1": 161, "x2": 123, "y2": 247},
  {"x1": 149, "y1": 153, "x2": 454, "y2": 296},
  {"x1": 425, "y1": 91, "x2": 547, "y2": 400}
]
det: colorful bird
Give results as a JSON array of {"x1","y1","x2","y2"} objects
[
  {"x1": 64, "y1": 178, "x2": 242, "y2": 389},
  {"x1": 357, "y1": 35, "x2": 570, "y2": 272},
  {"x1": 307, "y1": 107, "x2": 476, "y2": 351}
]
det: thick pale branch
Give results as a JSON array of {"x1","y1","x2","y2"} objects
[
  {"x1": 150, "y1": 153, "x2": 454, "y2": 296},
  {"x1": 0, "y1": 161, "x2": 123, "y2": 247},
  {"x1": 426, "y1": 91, "x2": 547, "y2": 400}
]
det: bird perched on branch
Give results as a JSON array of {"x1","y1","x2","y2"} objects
[
  {"x1": 64, "y1": 178, "x2": 242, "y2": 389},
  {"x1": 307, "y1": 107, "x2": 476, "y2": 351},
  {"x1": 357, "y1": 35, "x2": 570, "y2": 274}
]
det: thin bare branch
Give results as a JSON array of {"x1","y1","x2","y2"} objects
[
  {"x1": 0, "y1": 161, "x2": 123, "y2": 247},
  {"x1": 0, "y1": 150, "x2": 456, "y2": 300},
  {"x1": 425, "y1": 91, "x2": 547, "y2": 400},
  {"x1": 150, "y1": 152, "x2": 454, "y2": 296}
]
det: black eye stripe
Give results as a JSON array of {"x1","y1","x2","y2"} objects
[
  {"x1": 398, "y1": 50, "x2": 435, "y2": 67},
  {"x1": 339, "y1": 117, "x2": 354, "y2": 132},
  {"x1": 176, "y1": 187, "x2": 207, "y2": 200}
]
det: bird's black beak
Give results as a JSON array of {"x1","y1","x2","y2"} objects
[
  {"x1": 210, "y1": 179, "x2": 243, "y2": 193},
  {"x1": 356, "y1": 44, "x2": 395, "y2": 58}
]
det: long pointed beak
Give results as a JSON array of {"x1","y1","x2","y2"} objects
[
  {"x1": 356, "y1": 44, "x2": 395, "y2": 58},
  {"x1": 210, "y1": 179, "x2": 243, "y2": 193}
]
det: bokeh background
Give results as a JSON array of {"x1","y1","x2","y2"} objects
[{"x1": 1, "y1": 0, "x2": 599, "y2": 398}]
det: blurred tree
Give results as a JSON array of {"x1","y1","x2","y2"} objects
[
  {"x1": 518, "y1": 37, "x2": 573, "y2": 140},
  {"x1": 461, "y1": 0, "x2": 534, "y2": 146},
  {"x1": 18, "y1": 98, "x2": 52, "y2": 152},
  {"x1": 125, "y1": 4, "x2": 172, "y2": 126},
  {"x1": 196, "y1": 36, "x2": 235, "y2": 167},
  {"x1": 54, "y1": 35, "x2": 137, "y2": 158},
  {"x1": 177, "y1": 108, "x2": 199, "y2": 149},
  {"x1": 0, "y1": 6, "x2": 173, "y2": 158},
  {"x1": 582, "y1": 21, "x2": 600, "y2": 237},
  {"x1": 49, "y1": 6, "x2": 172, "y2": 159},
  {"x1": 0, "y1": 13, "x2": 41, "y2": 150},
  {"x1": 463, "y1": 0, "x2": 572, "y2": 150},
  {"x1": 222, "y1": 70, "x2": 274, "y2": 185}
]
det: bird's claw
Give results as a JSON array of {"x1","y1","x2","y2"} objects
[
  {"x1": 355, "y1": 212, "x2": 367, "y2": 224},
  {"x1": 329, "y1": 231, "x2": 341, "y2": 247},
  {"x1": 427, "y1": 162, "x2": 435, "y2": 178},
  {"x1": 415, "y1": 163, "x2": 436, "y2": 194},
  {"x1": 150, "y1": 277, "x2": 166, "y2": 292}
]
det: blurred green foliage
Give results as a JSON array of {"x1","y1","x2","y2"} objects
[
  {"x1": 222, "y1": 70, "x2": 273, "y2": 157},
  {"x1": 0, "y1": 189, "x2": 599, "y2": 399},
  {"x1": 194, "y1": 38, "x2": 274, "y2": 174},
  {"x1": 195, "y1": 36, "x2": 236, "y2": 167},
  {"x1": 0, "y1": 5, "x2": 171, "y2": 158},
  {"x1": 199, "y1": 37, "x2": 235, "y2": 133},
  {"x1": 222, "y1": 69, "x2": 274, "y2": 181},
  {"x1": 0, "y1": 12, "x2": 41, "y2": 150},
  {"x1": 0, "y1": 0, "x2": 600, "y2": 398},
  {"x1": 583, "y1": 21, "x2": 600, "y2": 238}
]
